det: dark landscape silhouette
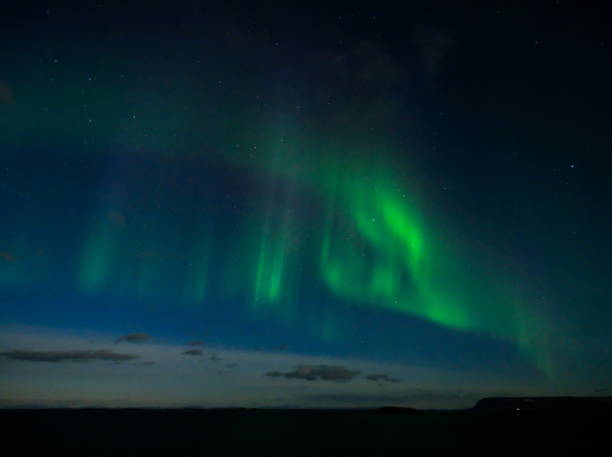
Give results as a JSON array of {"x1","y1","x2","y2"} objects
[{"x1": 3, "y1": 396, "x2": 610, "y2": 456}]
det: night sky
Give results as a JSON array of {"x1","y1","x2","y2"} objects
[{"x1": 1, "y1": 1, "x2": 611, "y2": 408}]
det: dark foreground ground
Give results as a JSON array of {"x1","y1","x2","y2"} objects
[{"x1": 3, "y1": 398, "x2": 611, "y2": 456}]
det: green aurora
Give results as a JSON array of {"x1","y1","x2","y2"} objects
[{"x1": 69, "y1": 131, "x2": 551, "y2": 373}]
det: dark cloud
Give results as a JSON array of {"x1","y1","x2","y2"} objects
[
  {"x1": 0, "y1": 349, "x2": 139, "y2": 363},
  {"x1": 265, "y1": 371, "x2": 282, "y2": 377},
  {"x1": 366, "y1": 374, "x2": 400, "y2": 383},
  {"x1": 268, "y1": 365, "x2": 359, "y2": 382},
  {"x1": 225, "y1": 362, "x2": 237, "y2": 369},
  {"x1": 115, "y1": 332, "x2": 151, "y2": 344},
  {"x1": 187, "y1": 340, "x2": 204, "y2": 346},
  {"x1": 182, "y1": 349, "x2": 203, "y2": 356},
  {"x1": 272, "y1": 344, "x2": 288, "y2": 350},
  {"x1": 208, "y1": 352, "x2": 221, "y2": 361}
]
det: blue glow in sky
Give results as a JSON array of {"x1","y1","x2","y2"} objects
[{"x1": 1, "y1": 2, "x2": 612, "y2": 408}]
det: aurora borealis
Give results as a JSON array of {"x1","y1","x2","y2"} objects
[{"x1": 2, "y1": 2, "x2": 612, "y2": 408}]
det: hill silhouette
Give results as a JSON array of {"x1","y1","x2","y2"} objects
[{"x1": 2, "y1": 398, "x2": 611, "y2": 455}]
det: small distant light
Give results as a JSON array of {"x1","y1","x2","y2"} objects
[{"x1": 516, "y1": 408, "x2": 520, "y2": 411}]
